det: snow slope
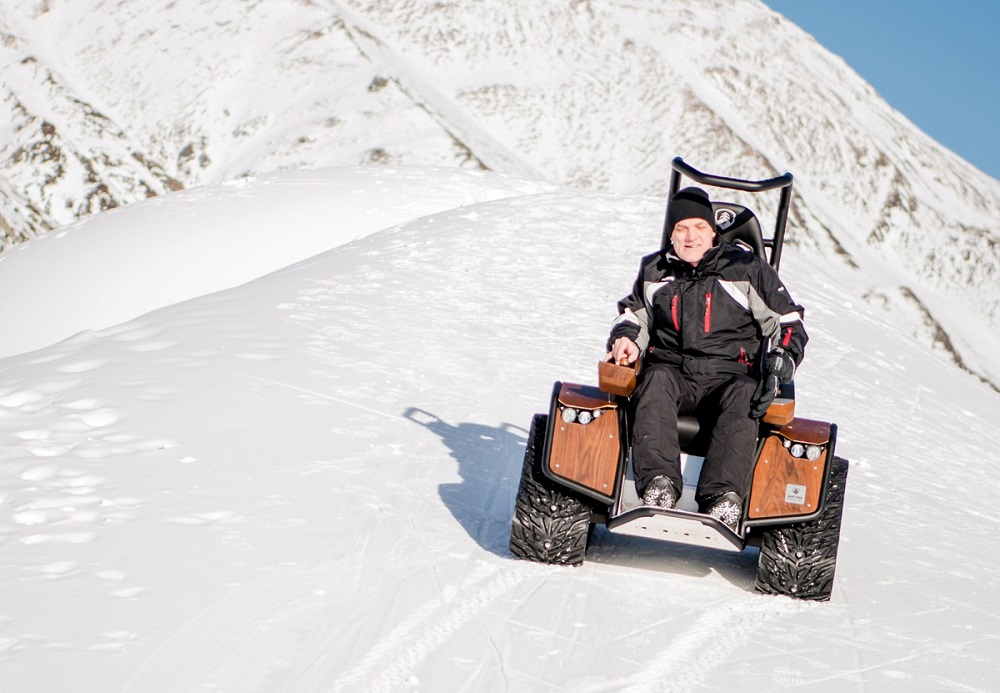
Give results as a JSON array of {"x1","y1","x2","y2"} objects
[
  {"x1": 2, "y1": 168, "x2": 998, "y2": 692},
  {"x1": 3, "y1": 0, "x2": 1000, "y2": 388},
  {"x1": 0, "y1": 166, "x2": 555, "y2": 357}
]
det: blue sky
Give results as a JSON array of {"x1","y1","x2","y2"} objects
[{"x1": 763, "y1": 0, "x2": 999, "y2": 181}]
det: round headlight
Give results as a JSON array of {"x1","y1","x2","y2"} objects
[
  {"x1": 790, "y1": 443, "x2": 805, "y2": 458},
  {"x1": 577, "y1": 410, "x2": 593, "y2": 425},
  {"x1": 783, "y1": 438, "x2": 792, "y2": 449},
  {"x1": 805, "y1": 445, "x2": 822, "y2": 460},
  {"x1": 593, "y1": 409, "x2": 603, "y2": 419},
  {"x1": 561, "y1": 407, "x2": 577, "y2": 424}
]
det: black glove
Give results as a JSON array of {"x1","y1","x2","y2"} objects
[{"x1": 750, "y1": 348, "x2": 795, "y2": 419}]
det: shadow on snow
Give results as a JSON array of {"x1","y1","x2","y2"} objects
[
  {"x1": 405, "y1": 406, "x2": 762, "y2": 593},
  {"x1": 404, "y1": 407, "x2": 527, "y2": 559}
]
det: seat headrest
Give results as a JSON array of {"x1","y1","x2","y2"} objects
[{"x1": 712, "y1": 202, "x2": 767, "y2": 261}]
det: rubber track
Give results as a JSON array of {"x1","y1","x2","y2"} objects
[
  {"x1": 754, "y1": 456, "x2": 849, "y2": 601},
  {"x1": 509, "y1": 414, "x2": 592, "y2": 566}
]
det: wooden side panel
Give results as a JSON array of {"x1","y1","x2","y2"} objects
[
  {"x1": 748, "y1": 436, "x2": 826, "y2": 520},
  {"x1": 548, "y1": 407, "x2": 620, "y2": 496}
]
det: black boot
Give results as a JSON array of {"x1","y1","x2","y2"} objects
[
  {"x1": 641, "y1": 476, "x2": 679, "y2": 509},
  {"x1": 703, "y1": 492, "x2": 741, "y2": 530}
]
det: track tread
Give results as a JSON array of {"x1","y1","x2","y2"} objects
[
  {"x1": 509, "y1": 414, "x2": 593, "y2": 566},
  {"x1": 755, "y1": 455, "x2": 849, "y2": 601}
]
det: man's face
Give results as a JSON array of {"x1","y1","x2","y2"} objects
[{"x1": 670, "y1": 218, "x2": 716, "y2": 266}]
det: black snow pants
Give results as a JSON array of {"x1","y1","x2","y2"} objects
[{"x1": 631, "y1": 363, "x2": 758, "y2": 507}]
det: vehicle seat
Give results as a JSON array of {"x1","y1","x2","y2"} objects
[
  {"x1": 713, "y1": 202, "x2": 767, "y2": 261},
  {"x1": 677, "y1": 415, "x2": 710, "y2": 457}
]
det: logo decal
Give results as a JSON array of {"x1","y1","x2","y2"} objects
[
  {"x1": 784, "y1": 484, "x2": 807, "y2": 505},
  {"x1": 715, "y1": 208, "x2": 736, "y2": 231}
]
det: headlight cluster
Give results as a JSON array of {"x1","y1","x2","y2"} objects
[
  {"x1": 560, "y1": 407, "x2": 603, "y2": 425},
  {"x1": 782, "y1": 437, "x2": 823, "y2": 460}
]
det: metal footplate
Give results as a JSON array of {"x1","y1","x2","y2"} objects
[{"x1": 606, "y1": 507, "x2": 746, "y2": 552}]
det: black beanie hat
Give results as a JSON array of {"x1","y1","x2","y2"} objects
[{"x1": 667, "y1": 186, "x2": 716, "y2": 232}]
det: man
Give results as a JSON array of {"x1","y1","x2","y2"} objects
[{"x1": 608, "y1": 186, "x2": 807, "y2": 530}]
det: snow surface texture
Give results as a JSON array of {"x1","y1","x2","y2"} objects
[
  {"x1": 1, "y1": 168, "x2": 999, "y2": 692},
  {"x1": 1, "y1": 0, "x2": 999, "y2": 388}
]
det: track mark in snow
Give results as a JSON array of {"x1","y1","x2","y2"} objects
[
  {"x1": 232, "y1": 372, "x2": 400, "y2": 422},
  {"x1": 329, "y1": 563, "x2": 528, "y2": 693},
  {"x1": 583, "y1": 596, "x2": 814, "y2": 693}
]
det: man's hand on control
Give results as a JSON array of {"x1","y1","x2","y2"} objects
[{"x1": 610, "y1": 337, "x2": 640, "y2": 365}]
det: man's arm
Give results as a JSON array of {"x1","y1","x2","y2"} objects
[
  {"x1": 747, "y1": 262, "x2": 808, "y2": 418},
  {"x1": 607, "y1": 259, "x2": 652, "y2": 362},
  {"x1": 747, "y1": 262, "x2": 808, "y2": 366}
]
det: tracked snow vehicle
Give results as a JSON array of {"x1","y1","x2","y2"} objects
[{"x1": 509, "y1": 158, "x2": 849, "y2": 601}]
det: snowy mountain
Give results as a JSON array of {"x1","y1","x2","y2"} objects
[
  {"x1": 1, "y1": 0, "x2": 999, "y2": 386},
  {"x1": 2, "y1": 168, "x2": 999, "y2": 692},
  {"x1": 4, "y1": 2, "x2": 1000, "y2": 689}
]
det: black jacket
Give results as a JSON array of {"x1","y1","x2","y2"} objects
[{"x1": 608, "y1": 241, "x2": 807, "y2": 375}]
